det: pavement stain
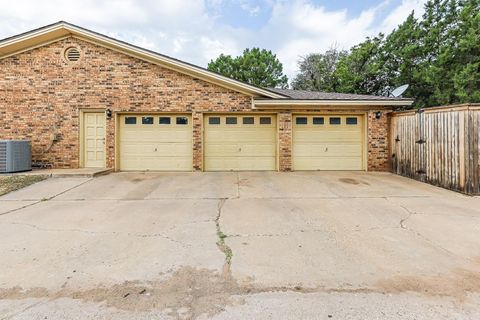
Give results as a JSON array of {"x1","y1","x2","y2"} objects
[
  {"x1": 376, "y1": 267, "x2": 480, "y2": 301},
  {"x1": 1, "y1": 265, "x2": 480, "y2": 319},
  {"x1": 0, "y1": 267, "x2": 250, "y2": 320},
  {"x1": 339, "y1": 178, "x2": 370, "y2": 186}
]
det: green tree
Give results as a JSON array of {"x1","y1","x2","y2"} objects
[
  {"x1": 416, "y1": 0, "x2": 461, "y2": 106},
  {"x1": 334, "y1": 35, "x2": 388, "y2": 95},
  {"x1": 291, "y1": 0, "x2": 480, "y2": 108},
  {"x1": 208, "y1": 48, "x2": 288, "y2": 88},
  {"x1": 451, "y1": 0, "x2": 480, "y2": 103},
  {"x1": 381, "y1": 12, "x2": 423, "y2": 101},
  {"x1": 291, "y1": 48, "x2": 347, "y2": 91}
]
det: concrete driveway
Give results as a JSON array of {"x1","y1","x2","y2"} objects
[{"x1": 0, "y1": 172, "x2": 479, "y2": 319}]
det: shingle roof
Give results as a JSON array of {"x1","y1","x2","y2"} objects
[{"x1": 267, "y1": 88, "x2": 411, "y2": 101}]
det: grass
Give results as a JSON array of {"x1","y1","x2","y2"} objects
[
  {"x1": 216, "y1": 230, "x2": 233, "y2": 265},
  {"x1": 0, "y1": 175, "x2": 47, "y2": 196}
]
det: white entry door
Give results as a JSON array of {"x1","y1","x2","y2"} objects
[{"x1": 83, "y1": 112, "x2": 106, "y2": 168}]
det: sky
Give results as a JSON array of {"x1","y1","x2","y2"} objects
[{"x1": 0, "y1": 0, "x2": 428, "y2": 82}]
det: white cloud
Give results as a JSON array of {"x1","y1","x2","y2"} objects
[
  {"x1": 239, "y1": 1, "x2": 261, "y2": 16},
  {"x1": 380, "y1": 0, "x2": 426, "y2": 32},
  {"x1": 0, "y1": 0, "x2": 429, "y2": 85},
  {"x1": 259, "y1": 0, "x2": 381, "y2": 78}
]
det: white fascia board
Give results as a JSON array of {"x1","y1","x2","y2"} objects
[{"x1": 253, "y1": 99, "x2": 414, "y2": 108}]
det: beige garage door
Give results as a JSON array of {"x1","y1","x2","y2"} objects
[
  {"x1": 293, "y1": 114, "x2": 365, "y2": 170},
  {"x1": 119, "y1": 114, "x2": 192, "y2": 171},
  {"x1": 204, "y1": 114, "x2": 277, "y2": 171}
]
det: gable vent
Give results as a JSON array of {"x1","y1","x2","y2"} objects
[{"x1": 65, "y1": 47, "x2": 81, "y2": 62}]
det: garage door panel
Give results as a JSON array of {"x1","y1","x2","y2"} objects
[
  {"x1": 205, "y1": 157, "x2": 275, "y2": 171},
  {"x1": 121, "y1": 142, "x2": 192, "y2": 155},
  {"x1": 294, "y1": 157, "x2": 363, "y2": 171},
  {"x1": 204, "y1": 115, "x2": 277, "y2": 171},
  {"x1": 205, "y1": 131, "x2": 275, "y2": 142},
  {"x1": 122, "y1": 130, "x2": 192, "y2": 142},
  {"x1": 294, "y1": 144, "x2": 362, "y2": 156},
  {"x1": 295, "y1": 133, "x2": 362, "y2": 143},
  {"x1": 120, "y1": 157, "x2": 192, "y2": 171},
  {"x1": 205, "y1": 143, "x2": 276, "y2": 156},
  {"x1": 119, "y1": 115, "x2": 192, "y2": 171},
  {"x1": 293, "y1": 115, "x2": 365, "y2": 171}
]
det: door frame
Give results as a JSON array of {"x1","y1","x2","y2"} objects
[
  {"x1": 79, "y1": 109, "x2": 107, "y2": 168},
  {"x1": 291, "y1": 111, "x2": 368, "y2": 171}
]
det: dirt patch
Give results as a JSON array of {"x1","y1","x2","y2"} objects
[
  {"x1": 0, "y1": 175, "x2": 47, "y2": 196},
  {"x1": 377, "y1": 268, "x2": 480, "y2": 301},
  {"x1": 0, "y1": 267, "x2": 252, "y2": 320},
  {"x1": 73, "y1": 267, "x2": 249, "y2": 319},
  {"x1": 1, "y1": 266, "x2": 480, "y2": 318},
  {"x1": 0, "y1": 286, "x2": 49, "y2": 299}
]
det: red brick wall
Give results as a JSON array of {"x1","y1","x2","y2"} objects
[
  {"x1": 367, "y1": 110, "x2": 390, "y2": 171},
  {"x1": 0, "y1": 37, "x2": 253, "y2": 169},
  {"x1": 0, "y1": 37, "x2": 391, "y2": 171},
  {"x1": 278, "y1": 112, "x2": 292, "y2": 171}
]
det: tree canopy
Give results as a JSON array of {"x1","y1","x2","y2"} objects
[
  {"x1": 291, "y1": 48, "x2": 347, "y2": 92},
  {"x1": 207, "y1": 48, "x2": 288, "y2": 88},
  {"x1": 292, "y1": 0, "x2": 480, "y2": 108}
]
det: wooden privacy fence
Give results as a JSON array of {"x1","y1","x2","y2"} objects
[{"x1": 390, "y1": 104, "x2": 480, "y2": 195}]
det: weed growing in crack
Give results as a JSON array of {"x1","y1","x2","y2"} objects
[
  {"x1": 215, "y1": 199, "x2": 233, "y2": 267},
  {"x1": 216, "y1": 232, "x2": 232, "y2": 265}
]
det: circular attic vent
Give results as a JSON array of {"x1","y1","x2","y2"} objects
[{"x1": 65, "y1": 47, "x2": 81, "y2": 62}]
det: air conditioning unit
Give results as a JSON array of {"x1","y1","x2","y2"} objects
[{"x1": 0, "y1": 140, "x2": 32, "y2": 173}]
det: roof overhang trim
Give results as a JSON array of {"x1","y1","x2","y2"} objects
[{"x1": 253, "y1": 99, "x2": 414, "y2": 108}]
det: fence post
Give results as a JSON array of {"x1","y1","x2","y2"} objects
[{"x1": 459, "y1": 111, "x2": 465, "y2": 189}]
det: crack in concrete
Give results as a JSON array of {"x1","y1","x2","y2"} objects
[
  {"x1": 0, "y1": 299, "x2": 49, "y2": 320},
  {"x1": 399, "y1": 206, "x2": 414, "y2": 230},
  {"x1": 214, "y1": 198, "x2": 232, "y2": 273},
  {"x1": 236, "y1": 172, "x2": 241, "y2": 199},
  {"x1": 227, "y1": 228, "x2": 326, "y2": 238},
  {"x1": 226, "y1": 225, "x2": 403, "y2": 239},
  {"x1": 165, "y1": 219, "x2": 215, "y2": 232},
  {"x1": 0, "y1": 178, "x2": 94, "y2": 216},
  {"x1": 0, "y1": 221, "x2": 189, "y2": 247},
  {"x1": 391, "y1": 202, "x2": 468, "y2": 260}
]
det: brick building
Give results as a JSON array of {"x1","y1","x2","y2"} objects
[{"x1": 0, "y1": 22, "x2": 413, "y2": 172}]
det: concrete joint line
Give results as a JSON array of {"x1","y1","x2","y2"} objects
[
  {"x1": 50, "y1": 197, "x2": 228, "y2": 201},
  {"x1": 1, "y1": 221, "x2": 189, "y2": 247},
  {"x1": 0, "y1": 178, "x2": 94, "y2": 217},
  {"x1": 228, "y1": 228, "x2": 327, "y2": 238}
]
